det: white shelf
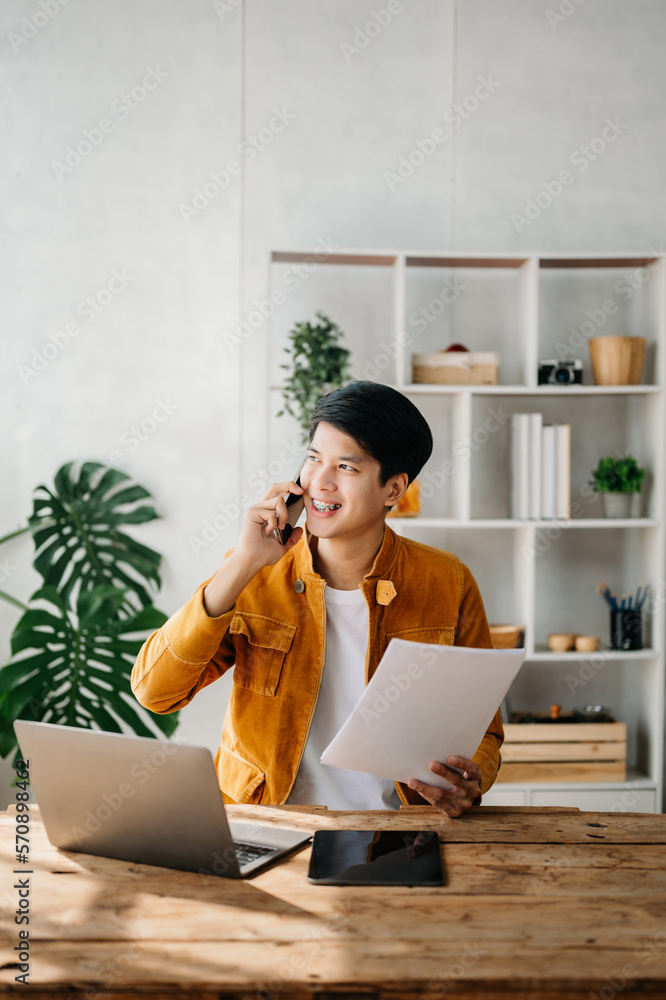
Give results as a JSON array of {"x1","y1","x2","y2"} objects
[
  {"x1": 268, "y1": 247, "x2": 666, "y2": 812},
  {"x1": 270, "y1": 247, "x2": 662, "y2": 267},
  {"x1": 271, "y1": 383, "x2": 662, "y2": 395},
  {"x1": 528, "y1": 649, "x2": 658, "y2": 661},
  {"x1": 492, "y1": 768, "x2": 655, "y2": 790},
  {"x1": 395, "y1": 384, "x2": 662, "y2": 395},
  {"x1": 388, "y1": 517, "x2": 660, "y2": 528}
]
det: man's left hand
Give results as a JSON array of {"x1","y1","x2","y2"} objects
[{"x1": 408, "y1": 756, "x2": 481, "y2": 817}]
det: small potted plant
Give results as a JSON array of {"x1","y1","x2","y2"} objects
[
  {"x1": 278, "y1": 311, "x2": 351, "y2": 443},
  {"x1": 588, "y1": 454, "x2": 646, "y2": 517}
]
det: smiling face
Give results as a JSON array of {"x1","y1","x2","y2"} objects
[{"x1": 300, "y1": 421, "x2": 407, "y2": 542}]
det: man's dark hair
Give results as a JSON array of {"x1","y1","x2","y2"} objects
[{"x1": 308, "y1": 381, "x2": 433, "y2": 486}]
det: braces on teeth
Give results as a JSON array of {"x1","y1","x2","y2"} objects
[{"x1": 312, "y1": 501, "x2": 341, "y2": 511}]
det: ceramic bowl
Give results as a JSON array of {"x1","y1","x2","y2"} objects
[
  {"x1": 547, "y1": 632, "x2": 577, "y2": 652},
  {"x1": 574, "y1": 635, "x2": 600, "y2": 652}
]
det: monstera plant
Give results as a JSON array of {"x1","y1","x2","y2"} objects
[{"x1": 0, "y1": 461, "x2": 178, "y2": 758}]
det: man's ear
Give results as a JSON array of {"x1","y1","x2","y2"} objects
[{"x1": 385, "y1": 472, "x2": 409, "y2": 507}]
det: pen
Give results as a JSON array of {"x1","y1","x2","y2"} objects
[{"x1": 627, "y1": 594, "x2": 633, "y2": 610}]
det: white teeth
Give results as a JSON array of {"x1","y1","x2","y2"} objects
[{"x1": 312, "y1": 500, "x2": 341, "y2": 511}]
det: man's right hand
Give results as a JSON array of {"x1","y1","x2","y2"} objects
[
  {"x1": 202, "y1": 480, "x2": 305, "y2": 618},
  {"x1": 234, "y1": 480, "x2": 305, "y2": 569}
]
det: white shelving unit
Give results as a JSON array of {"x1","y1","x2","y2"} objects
[{"x1": 266, "y1": 248, "x2": 666, "y2": 812}]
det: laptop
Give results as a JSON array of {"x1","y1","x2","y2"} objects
[{"x1": 13, "y1": 720, "x2": 312, "y2": 878}]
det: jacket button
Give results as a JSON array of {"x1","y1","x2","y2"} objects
[
  {"x1": 376, "y1": 580, "x2": 397, "y2": 605},
  {"x1": 294, "y1": 579, "x2": 305, "y2": 594}
]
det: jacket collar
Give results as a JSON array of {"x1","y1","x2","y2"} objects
[{"x1": 293, "y1": 523, "x2": 400, "y2": 583}]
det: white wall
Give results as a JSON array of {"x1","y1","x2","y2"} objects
[{"x1": 2, "y1": 0, "x2": 666, "y2": 805}]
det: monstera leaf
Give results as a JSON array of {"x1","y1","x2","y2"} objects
[
  {"x1": 29, "y1": 461, "x2": 162, "y2": 612},
  {"x1": 0, "y1": 461, "x2": 178, "y2": 757},
  {"x1": 0, "y1": 584, "x2": 177, "y2": 757}
]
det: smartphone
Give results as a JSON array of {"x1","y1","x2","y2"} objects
[{"x1": 274, "y1": 473, "x2": 305, "y2": 545}]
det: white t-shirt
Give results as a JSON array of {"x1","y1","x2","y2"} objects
[{"x1": 286, "y1": 584, "x2": 401, "y2": 810}]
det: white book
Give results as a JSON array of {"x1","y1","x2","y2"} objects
[
  {"x1": 555, "y1": 423, "x2": 571, "y2": 519},
  {"x1": 541, "y1": 424, "x2": 556, "y2": 519},
  {"x1": 528, "y1": 412, "x2": 543, "y2": 519},
  {"x1": 510, "y1": 414, "x2": 530, "y2": 519}
]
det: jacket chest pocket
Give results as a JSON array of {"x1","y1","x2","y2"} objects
[
  {"x1": 229, "y1": 612, "x2": 296, "y2": 696},
  {"x1": 386, "y1": 625, "x2": 456, "y2": 646}
]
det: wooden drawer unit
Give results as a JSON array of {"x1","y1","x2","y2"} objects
[{"x1": 498, "y1": 721, "x2": 627, "y2": 783}]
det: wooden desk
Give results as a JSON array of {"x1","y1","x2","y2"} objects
[{"x1": 1, "y1": 804, "x2": 666, "y2": 999}]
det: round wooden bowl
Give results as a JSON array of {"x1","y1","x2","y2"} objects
[
  {"x1": 547, "y1": 633, "x2": 577, "y2": 652},
  {"x1": 489, "y1": 624, "x2": 525, "y2": 649},
  {"x1": 574, "y1": 635, "x2": 600, "y2": 652}
]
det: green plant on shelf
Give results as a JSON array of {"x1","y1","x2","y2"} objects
[
  {"x1": 277, "y1": 310, "x2": 351, "y2": 442},
  {"x1": 588, "y1": 455, "x2": 646, "y2": 494}
]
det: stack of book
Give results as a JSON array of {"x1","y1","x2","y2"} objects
[{"x1": 510, "y1": 413, "x2": 571, "y2": 519}]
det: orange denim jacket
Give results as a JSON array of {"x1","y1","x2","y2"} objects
[{"x1": 130, "y1": 524, "x2": 504, "y2": 807}]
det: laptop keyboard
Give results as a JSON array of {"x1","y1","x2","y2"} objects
[{"x1": 234, "y1": 841, "x2": 274, "y2": 867}]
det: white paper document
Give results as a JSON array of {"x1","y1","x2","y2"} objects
[{"x1": 320, "y1": 639, "x2": 525, "y2": 791}]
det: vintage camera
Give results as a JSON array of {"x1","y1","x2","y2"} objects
[{"x1": 538, "y1": 359, "x2": 583, "y2": 385}]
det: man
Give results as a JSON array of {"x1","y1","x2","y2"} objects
[{"x1": 131, "y1": 381, "x2": 503, "y2": 817}]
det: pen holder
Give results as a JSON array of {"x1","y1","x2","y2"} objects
[{"x1": 610, "y1": 610, "x2": 642, "y2": 650}]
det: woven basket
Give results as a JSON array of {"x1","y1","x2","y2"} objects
[{"x1": 588, "y1": 336, "x2": 646, "y2": 386}]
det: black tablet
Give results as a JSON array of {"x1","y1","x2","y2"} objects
[{"x1": 307, "y1": 829, "x2": 444, "y2": 886}]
